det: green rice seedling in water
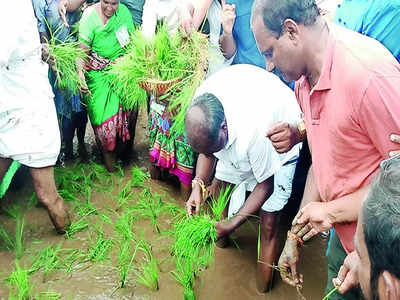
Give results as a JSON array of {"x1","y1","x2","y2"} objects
[
  {"x1": 0, "y1": 225, "x2": 15, "y2": 251},
  {"x1": 14, "y1": 216, "x2": 25, "y2": 259},
  {"x1": 209, "y1": 185, "x2": 233, "y2": 221},
  {"x1": 116, "y1": 181, "x2": 133, "y2": 210},
  {"x1": 116, "y1": 238, "x2": 138, "y2": 288},
  {"x1": 171, "y1": 257, "x2": 196, "y2": 300},
  {"x1": 65, "y1": 217, "x2": 89, "y2": 239},
  {"x1": 135, "y1": 239, "x2": 159, "y2": 291},
  {"x1": 86, "y1": 231, "x2": 113, "y2": 263},
  {"x1": 3, "y1": 205, "x2": 25, "y2": 259},
  {"x1": 114, "y1": 211, "x2": 134, "y2": 241},
  {"x1": 130, "y1": 166, "x2": 149, "y2": 187},
  {"x1": 36, "y1": 291, "x2": 62, "y2": 300},
  {"x1": 7, "y1": 261, "x2": 33, "y2": 300},
  {"x1": 30, "y1": 243, "x2": 62, "y2": 280}
]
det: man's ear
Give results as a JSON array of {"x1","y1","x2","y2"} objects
[
  {"x1": 282, "y1": 18, "x2": 300, "y2": 42},
  {"x1": 378, "y1": 271, "x2": 400, "y2": 300}
]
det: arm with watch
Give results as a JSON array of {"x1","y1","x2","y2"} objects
[{"x1": 266, "y1": 119, "x2": 306, "y2": 154}]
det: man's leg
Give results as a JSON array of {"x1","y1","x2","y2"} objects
[
  {"x1": 74, "y1": 111, "x2": 88, "y2": 161},
  {"x1": 257, "y1": 210, "x2": 281, "y2": 293},
  {"x1": 325, "y1": 231, "x2": 361, "y2": 299},
  {"x1": 0, "y1": 158, "x2": 13, "y2": 181},
  {"x1": 30, "y1": 166, "x2": 69, "y2": 233}
]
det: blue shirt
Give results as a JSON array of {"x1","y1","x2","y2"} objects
[
  {"x1": 334, "y1": 0, "x2": 400, "y2": 62},
  {"x1": 32, "y1": 0, "x2": 80, "y2": 42}
]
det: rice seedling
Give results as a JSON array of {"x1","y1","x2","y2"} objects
[
  {"x1": 114, "y1": 211, "x2": 134, "y2": 241},
  {"x1": 209, "y1": 185, "x2": 233, "y2": 221},
  {"x1": 116, "y1": 181, "x2": 133, "y2": 210},
  {"x1": 134, "y1": 239, "x2": 159, "y2": 291},
  {"x1": 36, "y1": 291, "x2": 62, "y2": 300},
  {"x1": 14, "y1": 216, "x2": 25, "y2": 259},
  {"x1": 86, "y1": 231, "x2": 113, "y2": 263},
  {"x1": 171, "y1": 257, "x2": 196, "y2": 300},
  {"x1": 130, "y1": 166, "x2": 149, "y2": 188},
  {"x1": 45, "y1": 21, "x2": 87, "y2": 95},
  {"x1": 322, "y1": 286, "x2": 339, "y2": 300},
  {"x1": 116, "y1": 238, "x2": 137, "y2": 288},
  {"x1": 7, "y1": 261, "x2": 33, "y2": 300},
  {"x1": 30, "y1": 243, "x2": 62, "y2": 280},
  {"x1": 0, "y1": 226, "x2": 15, "y2": 251},
  {"x1": 65, "y1": 217, "x2": 89, "y2": 239},
  {"x1": 2, "y1": 205, "x2": 26, "y2": 259}
]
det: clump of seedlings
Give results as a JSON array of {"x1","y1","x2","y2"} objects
[
  {"x1": 65, "y1": 217, "x2": 89, "y2": 239},
  {"x1": 135, "y1": 239, "x2": 159, "y2": 291},
  {"x1": 7, "y1": 261, "x2": 33, "y2": 300},
  {"x1": 171, "y1": 214, "x2": 217, "y2": 299},
  {"x1": 209, "y1": 185, "x2": 233, "y2": 221},
  {"x1": 116, "y1": 239, "x2": 136, "y2": 288},
  {"x1": 116, "y1": 181, "x2": 134, "y2": 211},
  {"x1": 130, "y1": 166, "x2": 149, "y2": 188},
  {"x1": 30, "y1": 244, "x2": 63, "y2": 280},
  {"x1": 1, "y1": 205, "x2": 26, "y2": 259},
  {"x1": 86, "y1": 231, "x2": 113, "y2": 263}
]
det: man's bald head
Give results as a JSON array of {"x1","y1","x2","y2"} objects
[{"x1": 185, "y1": 93, "x2": 227, "y2": 154}]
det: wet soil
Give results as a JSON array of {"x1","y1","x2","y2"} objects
[{"x1": 0, "y1": 109, "x2": 329, "y2": 300}]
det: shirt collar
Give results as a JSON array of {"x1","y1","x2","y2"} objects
[{"x1": 311, "y1": 27, "x2": 336, "y2": 92}]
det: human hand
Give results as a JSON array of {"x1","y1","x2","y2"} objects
[
  {"x1": 221, "y1": 0, "x2": 236, "y2": 35},
  {"x1": 205, "y1": 178, "x2": 220, "y2": 199},
  {"x1": 216, "y1": 219, "x2": 234, "y2": 239},
  {"x1": 278, "y1": 236, "x2": 303, "y2": 287},
  {"x1": 58, "y1": 0, "x2": 70, "y2": 27},
  {"x1": 186, "y1": 185, "x2": 203, "y2": 216},
  {"x1": 78, "y1": 71, "x2": 90, "y2": 94},
  {"x1": 293, "y1": 202, "x2": 334, "y2": 233},
  {"x1": 41, "y1": 44, "x2": 57, "y2": 71},
  {"x1": 390, "y1": 134, "x2": 400, "y2": 157},
  {"x1": 178, "y1": 1, "x2": 195, "y2": 36},
  {"x1": 266, "y1": 122, "x2": 299, "y2": 153},
  {"x1": 333, "y1": 251, "x2": 359, "y2": 294}
]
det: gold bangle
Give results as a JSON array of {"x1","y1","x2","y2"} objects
[{"x1": 191, "y1": 177, "x2": 207, "y2": 199}]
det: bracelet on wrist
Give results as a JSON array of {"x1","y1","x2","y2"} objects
[
  {"x1": 287, "y1": 231, "x2": 303, "y2": 247},
  {"x1": 191, "y1": 177, "x2": 207, "y2": 199}
]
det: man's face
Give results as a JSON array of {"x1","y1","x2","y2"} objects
[
  {"x1": 252, "y1": 15, "x2": 306, "y2": 82},
  {"x1": 355, "y1": 213, "x2": 373, "y2": 300},
  {"x1": 101, "y1": 0, "x2": 119, "y2": 18}
]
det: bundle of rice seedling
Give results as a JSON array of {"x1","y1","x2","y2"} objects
[{"x1": 209, "y1": 185, "x2": 233, "y2": 221}]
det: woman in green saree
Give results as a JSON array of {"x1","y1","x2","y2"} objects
[{"x1": 78, "y1": 0, "x2": 136, "y2": 171}]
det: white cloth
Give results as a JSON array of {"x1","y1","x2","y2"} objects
[
  {"x1": 194, "y1": 64, "x2": 302, "y2": 214},
  {"x1": 0, "y1": 0, "x2": 60, "y2": 168},
  {"x1": 141, "y1": 0, "x2": 180, "y2": 38}
]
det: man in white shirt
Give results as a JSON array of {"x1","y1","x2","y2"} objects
[{"x1": 185, "y1": 64, "x2": 301, "y2": 292}]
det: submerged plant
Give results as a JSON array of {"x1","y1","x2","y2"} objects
[
  {"x1": 7, "y1": 261, "x2": 33, "y2": 300},
  {"x1": 116, "y1": 181, "x2": 133, "y2": 210},
  {"x1": 30, "y1": 244, "x2": 62, "y2": 280},
  {"x1": 2, "y1": 205, "x2": 26, "y2": 259},
  {"x1": 135, "y1": 239, "x2": 158, "y2": 291},
  {"x1": 116, "y1": 239, "x2": 137, "y2": 288},
  {"x1": 114, "y1": 211, "x2": 134, "y2": 241}
]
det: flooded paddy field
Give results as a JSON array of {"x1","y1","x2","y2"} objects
[{"x1": 0, "y1": 111, "x2": 329, "y2": 300}]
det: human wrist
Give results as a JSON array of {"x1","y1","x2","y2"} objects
[{"x1": 287, "y1": 231, "x2": 303, "y2": 247}]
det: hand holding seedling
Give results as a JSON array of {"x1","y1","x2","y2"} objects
[
  {"x1": 41, "y1": 44, "x2": 57, "y2": 72},
  {"x1": 215, "y1": 220, "x2": 234, "y2": 239},
  {"x1": 333, "y1": 251, "x2": 359, "y2": 294},
  {"x1": 177, "y1": 1, "x2": 195, "y2": 36},
  {"x1": 186, "y1": 184, "x2": 203, "y2": 216},
  {"x1": 266, "y1": 121, "x2": 300, "y2": 153},
  {"x1": 221, "y1": 0, "x2": 236, "y2": 35},
  {"x1": 278, "y1": 235, "x2": 303, "y2": 287},
  {"x1": 390, "y1": 134, "x2": 400, "y2": 157},
  {"x1": 293, "y1": 202, "x2": 333, "y2": 234}
]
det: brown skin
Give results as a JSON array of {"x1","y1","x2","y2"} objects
[
  {"x1": 334, "y1": 211, "x2": 400, "y2": 300},
  {"x1": 0, "y1": 158, "x2": 69, "y2": 233},
  {"x1": 219, "y1": 0, "x2": 237, "y2": 60}
]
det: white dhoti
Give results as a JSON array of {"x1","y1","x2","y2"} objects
[
  {"x1": 215, "y1": 158, "x2": 298, "y2": 218},
  {"x1": 0, "y1": 0, "x2": 60, "y2": 168}
]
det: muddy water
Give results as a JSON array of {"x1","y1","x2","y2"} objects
[{"x1": 0, "y1": 110, "x2": 329, "y2": 300}]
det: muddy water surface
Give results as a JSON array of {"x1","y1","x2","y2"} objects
[{"x1": 0, "y1": 111, "x2": 329, "y2": 300}]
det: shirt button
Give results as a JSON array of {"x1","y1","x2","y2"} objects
[
  {"x1": 338, "y1": 18, "x2": 342, "y2": 23},
  {"x1": 338, "y1": 4, "x2": 341, "y2": 7}
]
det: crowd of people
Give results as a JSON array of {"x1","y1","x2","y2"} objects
[{"x1": 1, "y1": 0, "x2": 400, "y2": 298}]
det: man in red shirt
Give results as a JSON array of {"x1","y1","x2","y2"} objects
[{"x1": 251, "y1": 0, "x2": 400, "y2": 298}]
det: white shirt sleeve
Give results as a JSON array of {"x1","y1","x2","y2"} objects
[
  {"x1": 247, "y1": 130, "x2": 282, "y2": 183},
  {"x1": 141, "y1": 0, "x2": 158, "y2": 38}
]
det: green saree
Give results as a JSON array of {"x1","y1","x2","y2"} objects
[{"x1": 79, "y1": 3, "x2": 134, "y2": 151}]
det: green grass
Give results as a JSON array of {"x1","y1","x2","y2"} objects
[
  {"x1": 7, "y1": 261, "x2": 33, "y2": 300},
  {"x1": 135, "y1": 239, "x2": 158, "y2": 291}
]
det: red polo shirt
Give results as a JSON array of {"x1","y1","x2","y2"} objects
[{"x1": 295, "y1": 24, "x2": 400, "y2": 253}]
